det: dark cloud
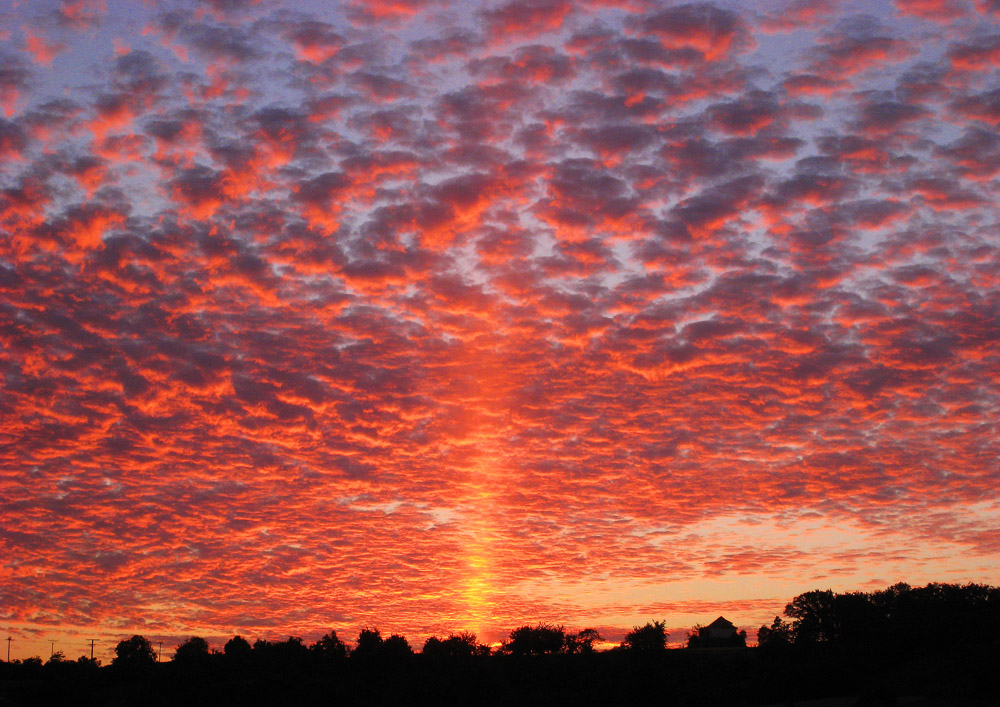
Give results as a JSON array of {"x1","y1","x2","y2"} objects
[
  {"x1": 157, "y1": 11, "x2": 265, "y2": 62},
  {"x1": 0, "y1": 118, "x2": 29, "y2": 158},
  {"x1": 854, "y1": 97, "x2": 930, "y2": 133},
  {"x1": 348, "y1": 71, "x2": 414, "y2": 102},
  {"x1": 951, "y1": 87, "x2": 1000, "y2": 124},
  {"x1": 936, "y1": 126, "x2": 1000, "y2": 179},
  {"x1": 670, "y1": 174, "x2": 765, "y2": 236},
  {"x1": 0, "y1": 50, "x2": 32, "y2": 110},
  {"x1": 408, "y1": 28, "x2": 480, "y2": 63},
  {"x1": 808, "y1": 16, "x2": 915, "y2": 77},
  {"x1": 705, "y1": 90, "x2": 782, "y2": 135}
]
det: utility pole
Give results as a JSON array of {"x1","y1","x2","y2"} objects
[
  {"x1": 87, "y1": 639, "x2": 96, "y2": 661},
  {"x1": 49, "y1": 640, "x2": 55, "y2": 657},
  {"x1": 158, "y1": 641, "x2": 162, "y2": 662},
  {"x1": 6, "y1": 636, "x2": 10, "y2": 662}
]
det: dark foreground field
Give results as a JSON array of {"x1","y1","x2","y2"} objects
[{"x1": 1, "y1": 642, "x2": 997, "y2": 707}]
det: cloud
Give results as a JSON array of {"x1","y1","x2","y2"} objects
[
  {"x1": 281, "y1": 19, "x2": 344, "y2": 64},
  {"x1": 758, "y1": 0, "x2": 838, "y2": 32},
  {"x1": 0, "y1": 50, "x2": 31, "y2": 115},
  {"x1": 1, "y1": 0, "x2": 998, "y2": 660},
  {"x1": 808, "y1": 17, "x2": 915, "y2": 78},
  {"x1": 0, "y1": 118, "x2": 28, "y2": 158},
  {"x1": 894, "y1": 0, "x2": 971, "y2": 21},
  {"x1": 57, "y1": 0, "x2": 107, "y2": 29},
  {"x1": 480, "y1": 0, "x2": 574, "y2": 42},
  {"x1": 23, "y1": 29, "x2": 66, "y2": 66},
  {"x1": 626, "y1": 3, "x2": 753, "y2": 61}
]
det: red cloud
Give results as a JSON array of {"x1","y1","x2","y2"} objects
[
  {"x1": 23, "y1": 29, "x2": 65, "y2": 66},
  {"x1": 480, "y1": 0, "x2": 573, "y2": 42},
  {"x1": 979, "y1": 0, "x2": 1000, "y2": 14},
  {"x1": 347, "y1": 0, "x2": 433, "y2": 24},
  {"x1": 287, "y1": 22, "x2": 343, "y2": 64},
  {"x1": 627, "y1": 3, "x2": 754, "y2": 61},
  {"x1": 59, "y1": 0, "x2": 107, "y2": 28},
  {"x1": 894, "y1": 0, "x2": 971, "y2": 20},
  {"x1": 810, "y1": 34, "x2": 915, "y2": 78},
  {"x1": 783, "y1": 74, "x2": 846, "y2": 97},
  {"x1": 758, "y1": 0, "x2": 838, "y2": 32},
  {"x1": 947, "y1": 36, "x2": 1000, "y2": 71}
]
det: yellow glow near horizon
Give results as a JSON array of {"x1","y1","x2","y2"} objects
[{"x1": 460, "y1": 457, "x2": 500, "y2": 637}]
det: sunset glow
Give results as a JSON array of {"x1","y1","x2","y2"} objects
[{"x1": 2, "y1": 0, "x2": 999, "y2": 662}]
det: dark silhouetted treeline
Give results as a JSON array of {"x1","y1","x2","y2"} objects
[
  {"x1": 2, "y1": 583, "x2": 998, "y2": 706},
  {"x1": 757, "y1": 581, "x2": 1000, "y2": 654}
]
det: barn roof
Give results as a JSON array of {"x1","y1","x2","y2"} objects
[{"x1": 707, "y1": 616, "x2": 736, "y2": 630}]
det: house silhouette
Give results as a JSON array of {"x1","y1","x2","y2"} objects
[{"x1": 688, "y1": 616, "x2": 747, "y2": 649}]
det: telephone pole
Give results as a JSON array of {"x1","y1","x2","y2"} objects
[
  {"x1": 6, "y1": 637, "x2": 10, "y2": 662},
  {"x1": 49, "y1": 640, "x2": 55, "y2": 657},
  {"x1": 87, "y1": 639, "x2": 96, "y2": 661}
]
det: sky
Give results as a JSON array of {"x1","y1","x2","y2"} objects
[{"x1": 2, "y1": 0, "x2": 999, "y2": 661}]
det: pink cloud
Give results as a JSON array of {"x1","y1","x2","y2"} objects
[{"x1": 0, "y1": 0, "x2": 998, "y2": 660}]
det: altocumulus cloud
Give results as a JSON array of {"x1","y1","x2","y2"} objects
[{"x1": 1, "y1": 0, "x2": 998, "y2": 659}]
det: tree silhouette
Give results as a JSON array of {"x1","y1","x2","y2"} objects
[
  {"x1": 2, "y1": 581, "x2": 1000, "y2": 706},
  {"x1": 566, "y1": 628, "x2": 602, "y2": 654},
  {"x1": 784, "y1": 589, "x2": 837, "y2": 645},
  {"x1": 502, "y1": 624, "x2": 567, "y2": 655},
  {"x1": 773, "y1": 582, "x2": 1000, "y2": 654},
  {"x1": 311, "y1": 630, "x2": 348, "y2": 661},
  {"x1": 756, "y1": 616, "x2": 792, "y2": 649},
  {"x1": 20, "y1": 656, "x2": 43, "y2": 671},
  {"x1": 621, "y1": 621, "x2": 668, "y2": 651},
  {"x1": 352, "y1": 628, "x2": 384, "y2": 661},
  {"x1": 382, "y1": 634, "x2": 413, "y2": 660},
  {"x1": 112, "y1": 635, "x2": 156, "y2": 670},
  {"x1": 173, "y1": 636, "x2": 210, "y2": 665},
  {"x1": 274, "y1": 636, "x2": 309, "y2": 663},
  {"x1": 350, "y1": 628, "x2": 412, "y2": 665},
  {"x1": 422, "y1": 632, "x2": 486, "y2": 659},
  {"x1": 223, "y1": 635, "x2": 252, "y2": 663}
]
